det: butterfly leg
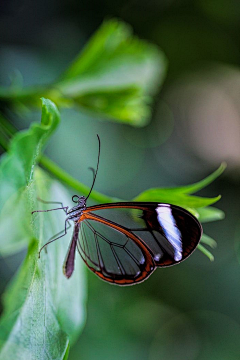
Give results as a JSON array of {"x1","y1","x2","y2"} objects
[
  {"x1": 36, "y1": 197, "x2": 68, "y2": 213},
  {"x1": 38, "y1": 220, "x2": 71, "y2": 258},
  {"x1": 32, "y1": 205, "x2": 69, "y2": 215}
]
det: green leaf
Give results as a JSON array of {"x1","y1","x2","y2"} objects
[
  {"x1": 58, "y1": 19, "x2": 167, "y2": 126},
  {"x1": 133, "y1": 165, "x2": 225, "y2": 210},
  {"x1": 0, "y1": 168, "x2": 87, "y2": 360},
  {"x1": 197, "y1": 206, "x2": 225, "y2": 223},
  {"x1": 0, "y1": 98, "x2": 60, "y2": 256},
  {"x1": 160, "y1": 163, "x2": 226, "y2": 194},
  {"x1": 197, "y1": 233, "x2": 217, "y2": 261},
  {"x1": 133, "y1": 190, "x2": 221, "y2": 208},
  {"x1": 200, "y1": 233, "x2": 217, "y2": 248},
  {"x1": 73, "y1": 87, "x2": 151, "y2": 126},
  {"x1": 0, "y1": 20, "x2": 167, "y2": 126},
  {"x1": 197, "y1": 244, "x2": 214, "y2": 261}
]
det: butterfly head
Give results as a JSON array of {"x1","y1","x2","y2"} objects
[{"x1": 72, "y1": 195, "x2": 86, "y2": 207}]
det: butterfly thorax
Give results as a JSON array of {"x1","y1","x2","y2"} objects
[{"x1": 66, "y1": 196, "x2": 87, "y2": 222}]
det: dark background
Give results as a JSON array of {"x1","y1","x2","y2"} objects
[{"x1": 1, "y1": 0, "x2": 240, "y2": 359}]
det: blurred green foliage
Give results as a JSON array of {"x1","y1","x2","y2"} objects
[{"x1": 0, "y1": 20, "x2": 166, "y2": 127}]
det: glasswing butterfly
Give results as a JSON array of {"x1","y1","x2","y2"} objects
[{"x1": 32, "y1": 136, "x2": 202, "y2": 286}]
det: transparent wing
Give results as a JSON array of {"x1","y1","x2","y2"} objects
[
  {"x1": 77, "y1": 214, "x2": 155, "y2": 285},
  {"x1": 83, "y1": 202, "x2": 202, "y2": 267}
]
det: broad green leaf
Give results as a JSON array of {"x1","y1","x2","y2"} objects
[
  {"x1": 0, "y1": 98, "x2": 60, "y2": 255},
  {"x1": 197, "y1": 206, "x2": 225, "y2": 223},
  {"x1": 133, "y1": 190, "x2": 221, "y2": 208},
  {"x1": 0, "y1": 168, "x2": 87, "y2": 360},
  {"x1": 73, "y1": 87, "x2": 150, "y2": 126},
  {"x1": 58, "y1": 19, "x2": 167, "y2": 126},
  {"x1": 155, "y1": 163, "x2": 226, "y2": 194}
]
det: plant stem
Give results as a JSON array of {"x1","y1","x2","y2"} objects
[
  {"x1": 40, "y1": 155, "x2": 121, "y2": 203},
  {"x1": 0, "y1": 86, "x2": 49, "y2": 104}
]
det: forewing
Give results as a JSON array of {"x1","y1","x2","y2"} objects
[
  {"x1": 84, "y1": 202, "x2": 202, "y2": 267},
  {"x1": 77, "y1": 214, "x2": 155, "y2": 285}
]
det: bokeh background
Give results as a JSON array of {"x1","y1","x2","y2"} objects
[{"x1": 1, "y1": 0, "x2": 240, "y2": 359}]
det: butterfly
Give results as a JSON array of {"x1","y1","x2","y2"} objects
[{"x1": 32, "y1": 136, "x2": 202, "y2": 286}]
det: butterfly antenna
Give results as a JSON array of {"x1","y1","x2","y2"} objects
[
  {"x1": 86, "y1": 135, "x2": 101, "y2": 200},
  {"x1": 88, "y1": 167, "x2": 96, "y2": 180}
]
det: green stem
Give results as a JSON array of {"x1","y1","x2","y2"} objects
[
  {"x1": 0, "y1": 86, "x2": 49, "y2": 104},
  {"x1": 40, "y1": 155, "x2": 121, "y2": 204}
]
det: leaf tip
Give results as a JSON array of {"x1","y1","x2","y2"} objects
[
  {"x1": 220, "y1": 161, "x2": 227, "y2": 171},
  {"x1": 197, "y1": 243, "x2": 215, "y2": 261},
  {"x1": 40, "y1": 97, "x2": 59, "y2": 112},
  {"x1": 211, "y1": 194, "x2": 222, "y2": 205}
]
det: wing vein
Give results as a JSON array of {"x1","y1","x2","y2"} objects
[{"x1": 110, "y1": 244, "x2": 125, "y2": 276}]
